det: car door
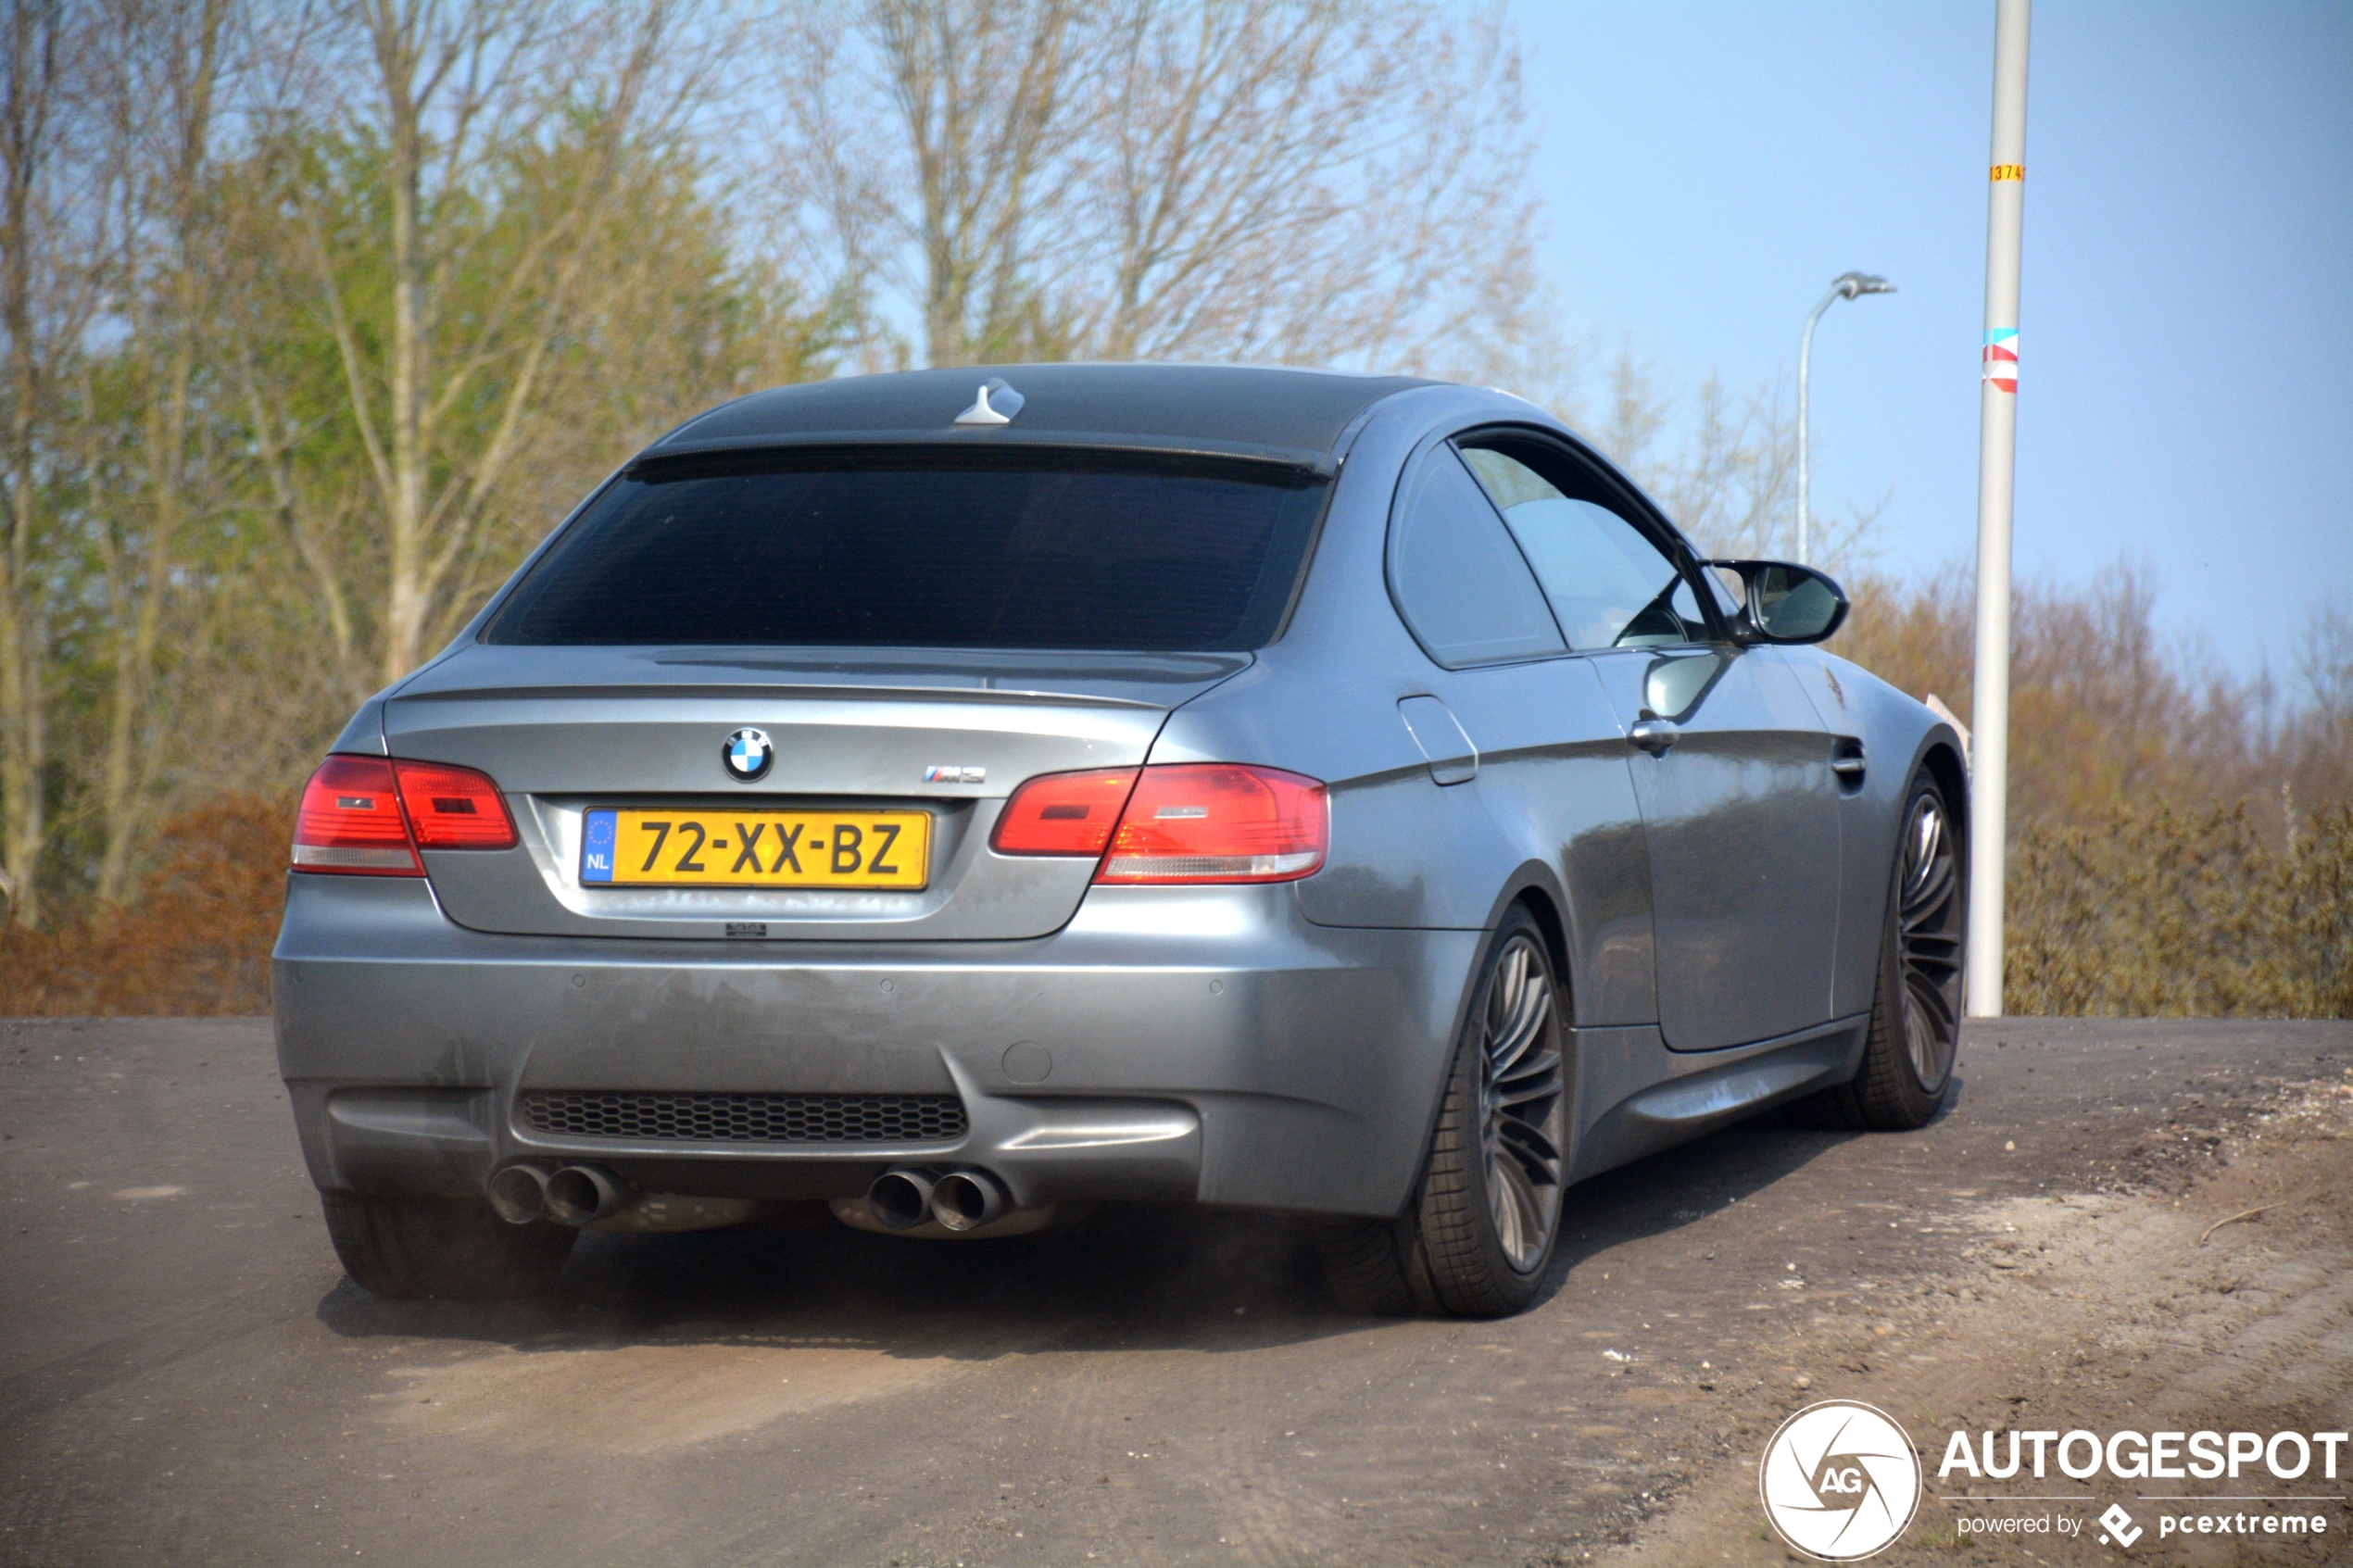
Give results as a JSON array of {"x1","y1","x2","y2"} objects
[
  {"x1": 1378, "y1": 436, "x2": 1659, "y2": 1029},
  {"x1": 1456, "y1": 436, "x2": 1845, "y2": 1052}
]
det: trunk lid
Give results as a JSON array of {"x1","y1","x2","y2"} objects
[{"x1": 382, "y1": 644, "x2": 1246, "y2": 940}]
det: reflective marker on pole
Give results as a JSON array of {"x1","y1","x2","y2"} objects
[{"x1": 1967, "y1": 0, "x2": 2030, "y2": 1018}]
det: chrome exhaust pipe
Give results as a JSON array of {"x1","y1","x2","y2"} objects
[
  {"x1": 543, "y1": 1164, "x2": 629, "y2": 1227},
  {"x1": 865, "y1": 1167, "x2": 937, "y2": 1232},
  {"x1": 487, "y1": 1162, "x2": 552, "y2": 1225},
  {"x1": 930, "y1": 1169, "x2": 1008, "y2": 1233}
]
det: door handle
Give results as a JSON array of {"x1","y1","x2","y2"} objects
[
  {"x1": 1628, "y1": 717, "x2": 1680, "y2": 756},
  {"x1": 1831, "y1": 740, "x2": 1866, "y2": 784}
]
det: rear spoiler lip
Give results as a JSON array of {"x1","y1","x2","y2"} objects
[
  {"x1": 625, "y1": 428, "x2": 1337, "y2": 478},
  {"x1": 384, "y1": 681, "x2": 1180, "y2": 712},
  {"x1": 381, "y1": 646, "x2": 1255, "y2": 712}
]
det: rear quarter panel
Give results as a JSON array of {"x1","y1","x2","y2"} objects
[{"x1": 1147, "y1": 387, "x2": 1656, "y2": 1032}]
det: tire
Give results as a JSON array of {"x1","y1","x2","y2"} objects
[
  {"x1": 321, "y1": 1193, "x2": 576, "y2": 1301},
  {"x1": 1319, "y1": 906, "x2": 1570, "y2": 1318},
  {"x1": 1810, "y1": 766, "x2": 1966, "y2": 1131}
]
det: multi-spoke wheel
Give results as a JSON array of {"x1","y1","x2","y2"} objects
[
  {"x1": 1894, "y1": 787, "x2": 1963, "y2": 1091},
  {"x1": 1812, "y1": 767, "x2": 1967, "y2": 1131},
  {"x1": 1319, "y1": 905, "x2": 1569, "y2": 1317},
  {"x1": 1478, "y1": 934, "x2": 1567, "y2": 1272}
]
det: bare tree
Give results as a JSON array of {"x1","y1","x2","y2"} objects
[
  {"x1": 1582, "y1": 345, "x2": 1881, "y2": 575},
  {"x1": 887, "y1": 0, "x2": 1101, "y2": 365},
  {"x1": 1584, "y1": 340, "x2": 1671, "y2": 484},
  {"x1": 2296, "y1": 603, "x2": 2353, "y2": 729},
  {"x1": 771, "y1": 0, "x2": 1106, "y2": 367},
  {"x1": 236, "y1": 0, "x2": 728, "y2": 686},
  {"x1": 771, "y1": 0, "x2": 1571, "y2": 395},
  {"x1": 83, "y1": 0, "x2": 233, "y2": 903},
  {"x1": 1, "y1": 0, "x2": 126, "y2": 925},
  {"x1": 1084, "y1": 0, "x2": 1548, "y2": 376},
  {"x1": 2289, "y1": 600, "x2": 2353, "y2": 816}
]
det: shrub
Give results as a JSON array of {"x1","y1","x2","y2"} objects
[
  {"x1": 0, "y1": 796, "x2": 287, "y2": 1016},
  {"x1": 2008, "y1": 801, "x2": 2353, "y2": 1018}
]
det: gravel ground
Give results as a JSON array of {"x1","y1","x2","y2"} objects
[{"x1": 1, "y1": 1015, "x2": 2347, "y2": 1567}]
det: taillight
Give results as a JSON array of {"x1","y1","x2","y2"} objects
[
  {"x1": 293, "y1": 756, "x2": 421, "y2": 874},
  {"x1": 1095, "y1": 763, "x2": 1327, "y2": 884},
  {"x1": 292, "y1": 754, "x2": 518, "y2": 874},
  {"x1": 990, "y1": 768, "x2": 1142, "y2": 855},
  {"x1": 392, "y1": 759, "x2": 518, "y2": 849}
]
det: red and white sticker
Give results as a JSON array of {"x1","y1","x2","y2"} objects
[{"x1": 1982, "y1": 328, "x2": 2018, "y2": 394}]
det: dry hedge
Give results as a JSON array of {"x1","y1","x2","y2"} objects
[
  {"x1": 2007, "y1": 800, "x2": 2353, "y2": 1018},
  {"x1": 0, "y1": 796, "x2": 286, "y2": 1016}
]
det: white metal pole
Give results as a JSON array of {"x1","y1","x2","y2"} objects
[
  {"x1": 1797, "y1": 322, "x2": 1808, "y2": 566},
  {"x1": 1796, "y1": 290, "x2": 1834, "y2": 566},
  {"x1": 1966, "y1": 0, "x2": 2030, "y2": 1018}
]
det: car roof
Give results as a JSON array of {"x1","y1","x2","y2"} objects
[{"x1": 639, "y1": 363, "x2": 1440, "y2": 474}]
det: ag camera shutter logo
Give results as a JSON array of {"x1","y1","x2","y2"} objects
[{"x1": 1759, "y1": 1399, "x2": 1923, "y2": 1561}]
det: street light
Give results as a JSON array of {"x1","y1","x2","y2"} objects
[{"x1": 1795, "y1": 270, "x2": 1895, "y2": 565}]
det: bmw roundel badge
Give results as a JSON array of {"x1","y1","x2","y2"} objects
[{"x1": 723, "y1": 727, "x2": 774, "y2": 782}]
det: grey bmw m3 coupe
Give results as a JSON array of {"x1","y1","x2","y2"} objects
[{"x1": 275, "y1": 363, "x2": 1968, "y2": 1316}]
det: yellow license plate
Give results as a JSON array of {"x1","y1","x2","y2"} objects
[{"x1": 581, "y1": 809, "x2": 929, "y2": 888}]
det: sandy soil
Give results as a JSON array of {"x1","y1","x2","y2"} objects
[{"x1": 1609, "y1": 1073, "x2": 2353, "y2": 1567}]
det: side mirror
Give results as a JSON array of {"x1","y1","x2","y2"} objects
[{"x1": 1707, "y1": 559, "x2": 1850, "y2": 645}]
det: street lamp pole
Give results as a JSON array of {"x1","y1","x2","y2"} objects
[
  {"x1": 1795, "y1": 270, "x2": 1894, "y2": 565},
  {"x1": 1967, "y1": 0, "x2": 2032, "y2": 1018}
]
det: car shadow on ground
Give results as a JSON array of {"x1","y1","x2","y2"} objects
[
  {"x1": 311, "y1": 1089, "x2": 1932, "y2": 1362},
  {"x1": 1520, "y1": 1079, "x2": 1961, "y2": 1314}
]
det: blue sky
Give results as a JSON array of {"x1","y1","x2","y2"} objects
[{"x1": 1507, "y1": 0, "x2": 2353, "y2": 683}]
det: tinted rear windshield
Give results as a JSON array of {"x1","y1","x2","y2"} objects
[{"x1": 484, "y1": 448, "x2": 1328, "y2": 651}]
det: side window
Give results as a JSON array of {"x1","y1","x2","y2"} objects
[
  {"x1": 1458, "y1": 445, "x2": 1706, "y2": 650},
  {"x1": 1389, "y1": 446, "x2": 1567, "y2": 667}
]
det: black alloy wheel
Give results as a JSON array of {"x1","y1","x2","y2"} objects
[
  {"x1": 1477, "y1": 931, "x2": 1569, "y2": 1272},
  {"x1": 1894, "y1": 784, "x2": 1964, "y2": 1092},
  {"x1": 1320, "y1": 905, "x2": 1570, "y2": 1317},
  {"x1": 1814, "y1": 767, "x2": 1966, "y2": 1131}
]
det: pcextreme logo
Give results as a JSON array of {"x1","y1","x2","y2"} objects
[
  {"x1": 2098, "y1": 1503, "x2": 2145, "y2": 1548},
  {"x1": 1759, "y1": 1400, "x2": 1924, "y2": 1561}
]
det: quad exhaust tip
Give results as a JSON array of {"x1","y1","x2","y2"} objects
[
  {"x1": 543, "y1": 1164, "x2": 630, "y2": 1227},
  {"x1": 487, "y1": 1162, "x2": 552, "y2": 1225},
  {"x1": 862, "y1": 1166, "x2": 1013, "y2": 1233},
  {"x1": 866, "y1": 1167, "x2": 937, "y2": 1232},
  {"x1": 930, "y1": 1169, "x2": 1008, "y2": 1233},
  {"x1": 511, "y1": 1162, "x2": 1006, "y2": 1234}
]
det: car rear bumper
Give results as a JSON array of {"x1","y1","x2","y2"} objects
[{"x1": 273, "y1": 874, "x2": 1478, "y2": 1218}]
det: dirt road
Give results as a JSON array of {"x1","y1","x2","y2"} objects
[{"x1": 3, "y1": 1016, "x2": 2347, "y2": 1566}]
